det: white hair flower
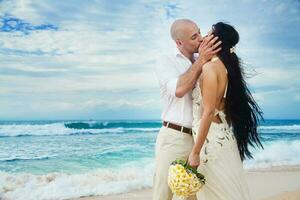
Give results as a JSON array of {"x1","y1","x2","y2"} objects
[{"x1": 230, "y1": 46, "x2": 236, "y2": 53}]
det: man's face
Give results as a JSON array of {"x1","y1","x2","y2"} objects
[{"x1": 177, "y1": 23, "x2": 203, "y2": 53}]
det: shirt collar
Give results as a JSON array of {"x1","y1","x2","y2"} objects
[{"x1": 174, "y1": 48, "x2": 199, "y2": 64}]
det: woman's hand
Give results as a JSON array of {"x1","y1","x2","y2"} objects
[{"x1": 188, "y1": 151, "x2": 200, "y2": 169}]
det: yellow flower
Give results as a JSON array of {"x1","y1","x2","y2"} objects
[{"x1": 168, "y1": 160, "x2": 205, "y2": 199}]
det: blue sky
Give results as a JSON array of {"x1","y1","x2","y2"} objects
[{"x1": 0, "y1": 0, "x2": 299, "y2": 120}]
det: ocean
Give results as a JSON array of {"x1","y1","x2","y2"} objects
[{"x1": 1, "y1": 119, "x2": 300, "y2": 200}]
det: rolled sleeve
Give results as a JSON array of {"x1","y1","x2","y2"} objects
[
  {"x1": 165, "y1": 77, "x2": 177, "y2": 97},
  {"x1": 155, "y1": 55, "x2": 178, "y2": 97}
]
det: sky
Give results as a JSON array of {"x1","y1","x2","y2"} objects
[{"x1": 0, "y1": 0, "x2": 300, "y2": 120}]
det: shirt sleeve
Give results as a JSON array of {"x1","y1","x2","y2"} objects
[{"x1": 155, "y1": 55, "x2": 178, "y2": 97}]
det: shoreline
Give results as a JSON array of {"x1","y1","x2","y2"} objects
[{"x1": 71, "y1": 165, "x2": 300, "y2": 200}]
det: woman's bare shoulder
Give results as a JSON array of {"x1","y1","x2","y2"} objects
[{"x1": 202, "y1": 61, "x2": 219, "y2": 75}]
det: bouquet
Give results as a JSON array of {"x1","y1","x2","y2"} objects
[{"x1": 168, "y1": 159, "x2": 206, "y2": 199}]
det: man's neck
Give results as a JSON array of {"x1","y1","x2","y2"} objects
[{"x1": 178, "y1": 48, "x2": 195, "y2": 63}]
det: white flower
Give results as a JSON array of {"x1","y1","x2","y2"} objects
[{"x1": 230, "y1": 46, "x2": 236, "y2": 53}]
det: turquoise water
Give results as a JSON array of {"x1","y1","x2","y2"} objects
[
  {"x1": 1, "y1": 119, "x2": 300, "y2": 174},
  {"x1": 0, "y1": 119, "x2": 300, "y2": 199},
  {"x1": 0, "y1": 120, "x2": 159, "y2": 174}
]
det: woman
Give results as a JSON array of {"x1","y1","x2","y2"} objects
[{"x1": 187, "y1": 22, "x2": 264, "y2": 200}]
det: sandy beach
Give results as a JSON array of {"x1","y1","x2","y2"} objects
[{"x1": 71, "y1": 166, "x2": 300, "y2": 200}]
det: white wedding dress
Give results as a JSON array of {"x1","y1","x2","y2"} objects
[{"x1": 192, "y1": 65, "x2": 252, "y2": 200}]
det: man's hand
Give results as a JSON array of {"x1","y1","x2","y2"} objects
[
  {"x1": 198, "y1": 34, "x2": 222, "y2": 64},
  {"x1": 173, "y1": 34, "x2": 222, "y2": 98}
]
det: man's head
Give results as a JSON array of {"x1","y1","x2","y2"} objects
[{"x1": 170, "y1": 19, "x2": 203, "y2": 54}]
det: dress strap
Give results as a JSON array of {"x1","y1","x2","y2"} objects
[
  {"x1": 215, "y1": 69, "x2": 228, "y2": 125},
  {"x1": 223, "y1": 69, "x2": 228, "y2": 98},
  {"x1": 223, "y1": 81, "x2": 228, "y2": 98}
]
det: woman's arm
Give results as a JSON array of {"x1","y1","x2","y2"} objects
[{"x1": 188, "y1": 63, "x2": 218, "y2": 167}]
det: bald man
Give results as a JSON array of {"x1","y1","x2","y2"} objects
[{"x1": 153, "y1": 19, "x2": 222, "y2": 200}]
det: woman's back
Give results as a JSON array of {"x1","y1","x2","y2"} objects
[{"x1": 198, "y1": 57, "x2": 228, "y2": 123}]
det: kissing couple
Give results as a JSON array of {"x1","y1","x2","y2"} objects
[{"x1": 153, "y1": 19, "x2": 263, "y2": 200}]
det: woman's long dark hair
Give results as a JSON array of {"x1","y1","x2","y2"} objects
[{"x1": 212, "y1": 22, "x2": 264, "y2": 161}]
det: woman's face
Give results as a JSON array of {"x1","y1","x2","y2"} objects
[
  {"x1": 206, "y1": 26, "x2": 215, "y2": 38},
  {"x1": 199, "y1": 26, "x2": 219, "y2": 49}
]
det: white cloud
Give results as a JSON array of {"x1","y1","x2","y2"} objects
[
  {"x1": 0, "y1": 0, "x2": 41, "y2": 23},
  {"x1": 0, "y1": 0, "x2": 299, "y2": 119},
  {"x1": 247, "y1": 67, "x2": 300, "y2": 88},
  {"x1": 82, "y1": 98, "x2": 159, "y2": 109},
  {"x1": 0, "y1": 71, "x2": 158, "y2": 94}
]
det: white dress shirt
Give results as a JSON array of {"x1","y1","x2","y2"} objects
[{"x1": 155, "y1": 49, "x2": 197, "y2": 128}]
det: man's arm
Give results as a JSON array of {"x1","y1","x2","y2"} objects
[
  {"x1": 175, "y1": 35, "x2": 222, "y2": 98},
  {"x1": 175, "y1": 58, "x2": 205, "y2": 98}
]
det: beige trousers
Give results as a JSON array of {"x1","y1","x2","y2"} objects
[{"x1": 153, "y1": 126, "x2": 197, "y2": 200}]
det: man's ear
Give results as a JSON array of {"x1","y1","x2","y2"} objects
[{"x1": 175, "y1": 39, "x2": 182, "y2": 47}]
